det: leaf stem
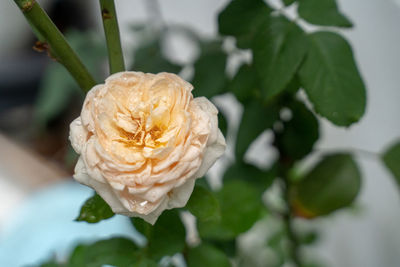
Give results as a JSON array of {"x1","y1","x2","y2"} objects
[
  {"x1": 13, "y1": 0, "x2": 96, "y2": 92},
  {"x1": 99, "y1": 0, "x2": 125, "y2": 74}
]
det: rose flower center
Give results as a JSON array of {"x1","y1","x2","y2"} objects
[{"x1": 113, "y1": 102, "x2": 171, "y2": 149}]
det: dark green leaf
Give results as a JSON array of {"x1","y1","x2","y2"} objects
[
  {"x1": 282, "y1": 0, "x2": 296, "y2": 6},
  {"x1": 209, "y1": 239, "x2": 237, "y2": 258},
  {"x1": 131, "y1": 38, "x2": 182, "y2": 74},
  {"x1": 76, "y1": 193, "x2": 114, "y2": 223},
  {"x1": 218, "y1": 111, "x2": 228, "y2": 138},
  {"x1": 223, "y1": 161, "x2": 276, "y2": 191},
  {"x1": 299, "y1": 32, "x2": 366, "y2": 126},
  {"x1": 236, "y1": 100, "x2": 279, "y2": 160},
  {"x1": 132, "y1": 210, "x2": 186, "y2": 260},
  {"x1": 218, "y1": 0, "x2": 272, "y2": 48},
  {"x1": 227, "y1": 64, "x2": 259, "y2": 103},
  {"x1": 198, "y1": 180, "x2": 264, "y2": 240},
  {"x1": 284, "y1": 75, "x2": 301, "y2": 95},
  {"x1": 186, "y1": 243, "x2": 231, "y2": 267},
  {"x1": 69, "y1": 237, "x2": 139, "y2": 267},
  {"x1": 298, "y1": 0, "x2": 353, "y2": 28},
  {"x1": 382, "y1": 141, "x2": 400, "y2": 185},
  {"x1": 192, "y1": 41, "x2": 227, "y2": 98},
  {"x1": 292, "y1": 153, "x2": 361, "y2": 218},
  {"x1": 253, "y1": 16, "x2": 308, "y2": 101},
  {"x1": 187, "y1": 185, "x2": 221, "y2": 222},
  {"x1": 278, "y1": 101, "x2": 319, "y2": 160}
]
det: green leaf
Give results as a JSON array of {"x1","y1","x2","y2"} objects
[
  {"x1": 292, "y1": 153, "x2": 361, "y2": 218},
  {"x1": 382, "y1": 141, "x2": 400, "y2": 185},
  {"x1": 198, "y1": 180, "x2": 264, "y2": 240},
  {"x1": 227, "y1": 64, "x2": 259, "y2": 104},
  {"x1": 284, "y1": 75, "x2": 301, "y2": 95},
  {"x1": 282, "y1": 0, "x2": 296, "y2": 6},
  {"x1": 187, "y1": 184, "x2": 221, "y2": 222},
  {"x1": 299, "y1": 32, "x2": 366, "y2": 126},
  {"x1": 218, "y1": 0, "x2": 272, "y2": 48},
  {"x1": 69, "y1": 237, "x2": 139, "y2": 267},
  {"x1": 236, "y1": 100, "x2": 279, "y2": 160},
  {"x1": 298, "y1": 0, "x2": 353, "y2": 28},
  {"x1": 218, "y1": 111, "x2": 228, "y2": 138},
  {"x1": 277, "y1": 101, "x2": 319, "y2": 160},
  {"x1": 131, "y1": 38, "x2": 182, "y2": 74},
  {"x1": 253, "y1": 16, "x2": 308, "y2": 101},
  {"x1": 223, "y1": 161, "x2": 276, "y2": 191},
  {"x1": 192, "y1": 41, "x2": 227, "y2": 98},
  {"x1": 209, "y1": 239, "x2": 237, "y2": 258},
  {"x1": 186, "y1": 243, "x2": 231, "y2": 267},
  {"x1": 76, "y1": 193, "x2": 115, "y2": 223},
  {"x1": 132, "y1": 210, "x2": 186, "y2": 260}
]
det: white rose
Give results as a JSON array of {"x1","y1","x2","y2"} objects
[{"x1": 69, "y1": 71, "x2": 226, "y2": 224}]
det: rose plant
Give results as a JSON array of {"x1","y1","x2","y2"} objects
[{"x1": 11, "y1": 0, "x2": 400, "y2": 266}]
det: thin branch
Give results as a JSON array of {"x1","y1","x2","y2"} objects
[
  {"x1": 99, "y1": 0, "x2": 125, "y2": 74},
  {"x1": 314, "y1": 147, "x2": 379, "y2": 160},
  {"x1": 274, "y1": 130, "x2": 303, "y2": 267},
  {"x1": 281, "y1": 176, "x2": 302, "y2": 267},
  {"x1": 13, "y1": 0, "x2": 96, "y2": 92}
]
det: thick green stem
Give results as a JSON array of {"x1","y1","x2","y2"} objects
[
  {"x1": 13, "y1": 0, "x2": 96, "y2": 92},
  {"x1": 99, "y1": 0, "x2": 125, "y2": 74}
]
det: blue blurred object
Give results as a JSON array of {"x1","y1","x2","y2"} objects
[{"x1": 0, "y1": 180, "x2": 142, "y2": 267}]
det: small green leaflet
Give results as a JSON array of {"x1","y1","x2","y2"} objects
[
  {"x1": 76, "y1": 193, "x2": 114, "y2": 223},
  {"x1": 382, "y1": 141, "x2": 400, "y2": 186}
]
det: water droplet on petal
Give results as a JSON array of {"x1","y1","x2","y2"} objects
[{"x1": 140, "y1": 200, "x2": 148, "y2": 207}]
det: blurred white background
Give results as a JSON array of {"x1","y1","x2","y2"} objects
[{"x1": 0, "y1": 0, "x2": 400, "y2": 266}]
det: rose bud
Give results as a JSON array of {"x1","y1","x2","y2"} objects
[{"x1": 69, "y1": 71, "x2": 226, "y2": 224}]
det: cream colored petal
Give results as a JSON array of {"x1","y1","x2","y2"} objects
[
  {"x1": 140, "y1": 182, "x2": 175, "y2": 203},
  {"x1": 167, "y1": 178, "x2": 196, "y2": 209},
  {"x1": 73, "y1": 157, "x2": 128, "y2": 214},
  {"x1": 131, "y1": 198, "x2": 169, "y2": 225},
  {"x1": 81, "y1": 84, "x2": 104, "y2": 132},
  {"x1": 69, "y1": 117, "x2": 87, "y2": 154},
  {"x1": 192, "y1": 96, "x2": 219, "y2": 143},
  {"x1": 194, "y1": 130, "x2": 226, "y2": 178},
  {"x1": 128, "y1": 185, "x2": 152, "y2": 194}
]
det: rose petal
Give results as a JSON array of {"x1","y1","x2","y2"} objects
[{"x1": 74, "y1": 157, "x2": 128, "y2": 214}]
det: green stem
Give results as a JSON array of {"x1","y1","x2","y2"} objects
[
  {"x1": 274, "y1": 131, "x2": 302, "y2": 267},
  {"x1": 13, "y1": 0, "x2": 96, "y2": 92},
  {"x1": 282, "y1": 174, "x2": 302, "y2": 267},
  {"x1": 99, "y1": 0, "x2": 125, "y2": 74}
]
